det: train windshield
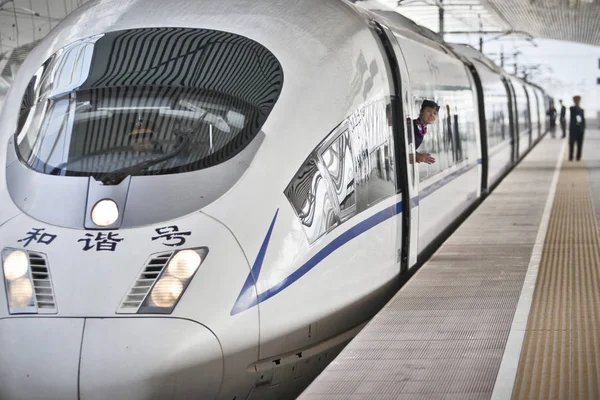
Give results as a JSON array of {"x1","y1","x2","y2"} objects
[
  {"x1": 16, "y1": 87, "x2": 260, "y2": 178},
  {"x1": 14, "y1": 27, "x2": 283, "y2": 180}
]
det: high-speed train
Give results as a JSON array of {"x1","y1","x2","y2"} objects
[{"x1": 0, "y1": 0, "x2": 551, "y2": 399}]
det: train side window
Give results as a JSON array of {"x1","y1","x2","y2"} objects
[
  {"x1": 350, "y1": 100, "x2": 395, "y2": 207},
  {"x1": 443, "y1": 104, "x2": 458, "y2": 166},
  {"x1": 367, "y1": 143, "x2": 394, "y2": 205},
  {"x1": 487, "y1": 101, "x2": 507, "y2": 148},
  {"x1": 434, "y1": 106, "x2": 448, "y2": 171},
  {"x1": 285, "y1": 100, "x2": 397, "y2": 243},
  {"x1": 452, "y1": 110, "x2": 464, "y2": 163},
  {"x1": 319, "y1": 128, "x2": 356, "y2": 220},
  {"x1": 285, "y1": 154, "x2": 339, "y2": 244},
  {"x1": 403, "y1": 108, "x2": 418, "y2": 186}
]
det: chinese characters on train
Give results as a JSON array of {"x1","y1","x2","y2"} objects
[
  {"x1": 17, "y1": 228, "x2": 57, "y2": 247},
  {"x1": 16, "y1": 225, "x2": 192, "y2": 251},
  {"x1": 152, "y1": 226, "x2": 191, "y2": 247},
  {"x1": 78, "y1": 232, "x2": 124, "y2": 252}
]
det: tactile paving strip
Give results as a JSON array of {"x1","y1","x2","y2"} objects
[{"x1": 512, "y1": 157, "x2": 600, "y2": 400}]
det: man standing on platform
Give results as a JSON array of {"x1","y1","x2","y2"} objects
[
  {"x1": 569, "y1": 95, "x2": 585, "y2": 161},
  {"x1": 559, "y1": 99, "x2": 567, "y2": 138},
  {"x1": 548, "y1": 101, "x2": 557, "y2": 138}
]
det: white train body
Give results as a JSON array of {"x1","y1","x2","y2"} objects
[{"x1": 0, "y1": 1, "x2": 549, "y2": 399}]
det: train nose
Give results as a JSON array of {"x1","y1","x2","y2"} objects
[
  {"x1": 80, "y1": 318, "x2": 223, "y2": 400},
  {"x1": 0, "y1": 318, "x2": 223, "y2": 400},
  {"x1": 0, "y1": 318, "x2": 84, "y2": 399}
]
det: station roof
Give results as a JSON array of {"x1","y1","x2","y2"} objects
[{"x1": 374, "y1": 0, "x2": 600, "y2": 46}]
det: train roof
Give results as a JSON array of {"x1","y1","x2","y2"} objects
[
  {"x1": 448, "y1": 43, "x2": 503, "y2": 73},
  {"x1": 27, "y1": 0, "x2": 384, "y2": 58}
]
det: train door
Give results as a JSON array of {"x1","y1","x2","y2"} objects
[
  {"x1": 393, "y1": 41, "x2": 419, "y2": 270},
  {"x1": 525, "y1": 86, "x2": 540, "y2": 141},
  {"x1": 465, "y1": 63, "x2": 488, "y2": 194},
  {"x1": 504, "y1": 78, "x2": 518, "y2": 162},
  {"x1": 522, "y1": 85, "x2": 532, "y2": 150},
  {"x1": 376, "y1": 24, "x2": 420, "y2": 270},
  {"x1": 534, "y1": 90, "x2": 542, "y2": 139}
]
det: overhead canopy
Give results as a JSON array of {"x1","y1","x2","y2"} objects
[
  {"x1": 372, "y1": 0, "x2": 600, "y2": 47},
  {"x1": 483, "y1": 0, "x2": 600, "y2": 46}
]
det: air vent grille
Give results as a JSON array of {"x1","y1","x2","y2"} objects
[
  {"x1": 28, "y1": 252, "x2": 57, "y2": 313},
  {"x1": 118, "y1": 252, "x2": 173, "y2": 313}
]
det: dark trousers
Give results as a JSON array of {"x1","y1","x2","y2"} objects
[
  {"x1": 569, "y1": 130, "x2": 584, "y2": 161},
  {"x1": 560, "y1": 120, "x2": 566, "y2": 138}
]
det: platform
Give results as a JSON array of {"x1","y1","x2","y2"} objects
[{"x1": 300, "y1": 129, "x2": 600, "y2": 400}]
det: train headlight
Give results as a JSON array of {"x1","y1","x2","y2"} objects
[
  {"x1": 3, "y1": 250, "x2": 28, "y2": 281},
  {"x1": 150, "y1": 277, "x2": 183, "y2": 307},
  {"x1": 166, "y1": 250, "x2": 202, "y2": 280},
  {"x1": 132, "y1": 247, "x2": 208, "y2": 314},
  {"x1": 91, "y1": 199, "x2": 119, "y2": 227},
  {"x1": 8, "y1": 278, "x2": 34, "y2": 307},
  {"x1": 2, "y1": 248, "x2": 38, "y2": 314}
]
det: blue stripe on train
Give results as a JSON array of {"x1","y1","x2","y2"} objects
[{"x1": 230, "y1": 160, "x2": 481, "y2": 315}]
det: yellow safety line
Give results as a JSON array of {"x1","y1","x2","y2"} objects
[{"x1": 513, "y1": 158, "x2": 600, "y2": 399}]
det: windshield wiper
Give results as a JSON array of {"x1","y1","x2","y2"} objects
[{"x1": 98, "y1": 130, "x2": 190, "y2": 185}]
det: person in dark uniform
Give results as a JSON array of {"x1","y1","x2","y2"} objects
[
  {"x1": 548, "y1": 101, "x2": 557, "y2": 138},
  {"x1": 559, "y1": 100, "x2": 566, "y2": 138},
  {"x1": 569, "y1": 95, "x2": 585, "y2": 161},
  {"x1": 412, "y1": 100, "x2": 438, "y2": 164}
]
